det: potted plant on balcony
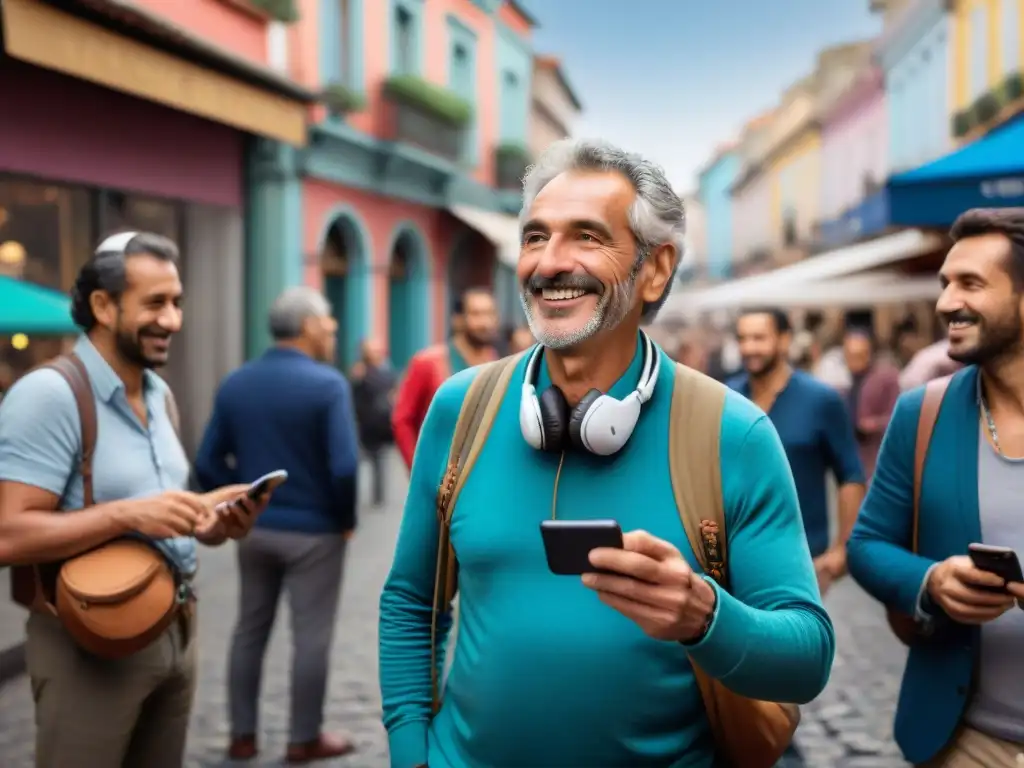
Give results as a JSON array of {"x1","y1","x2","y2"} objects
[
  {"x1": 382, "y1": 75, "x2": 472, "y2": 161},
  {"x1": 972, "y1": 90, "x2": 1001, "y2": 124},
  {"x1": 951, "y1": 108, "x2": 974, "y2": 138},
  {"x1": 495, "y1": 143, "x2": 531, "y2": 189},
  {"x1": 321, "y1": 82, "x2": 366, "y2": 117},
  {"x1": 249, "y1": 0, "x2": 298, "y2": 22},
  {"x1": 1002, "y1": 70, "x2": 1023, "y2": 103}
]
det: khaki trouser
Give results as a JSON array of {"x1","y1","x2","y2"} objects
[
  {"x1": 26, "y1": 607, "x2": 197, "y2": 768},
  {"x1": 920, "y1": 726, "x2": 1024, "y2": 768}
]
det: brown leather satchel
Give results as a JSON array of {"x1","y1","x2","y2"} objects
[
  {"x1": 10, "y1": 354, "x2": 181, "y2": 659},
  {"x1": 886, "y1": 375, "x2": 952, "y2": 645}
]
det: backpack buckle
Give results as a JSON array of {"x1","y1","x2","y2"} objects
[
  {"x1": 436, "y1": 460, "x2": 459, "y2": 525},
  {"x1": 700, "y1": 519, "x2": 725, "y2": 583}
]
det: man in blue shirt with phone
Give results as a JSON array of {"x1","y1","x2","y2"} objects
[{"x1": 196, "y1": 287, "x2": 359, "y2": 764}]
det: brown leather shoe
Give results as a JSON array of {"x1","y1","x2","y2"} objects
[
  {"x1": 285, "y1": 734, "x2": 356, "y2": 764},
  {"x1": 227, "y1": 735, "x2": 258, "y2": 761}
]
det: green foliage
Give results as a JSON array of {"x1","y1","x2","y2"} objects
[
  {"x1": 951, "y1": 108, "x2": 974, "y2": 138},
  {"x1": 250, "y1": 0, "x2": 298, "y2": 23},
  {"x1": 322, "y1": 82, "x2": 366, "y2": 115},
  {"x1": 383, "y1": 75, "x2": 473, "y2": 128}
]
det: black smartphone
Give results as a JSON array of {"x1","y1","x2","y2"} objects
[
  {"x1": 968, "y1": 543, "x2": 1024, "y2": 587},
  {"x1": 540, "y1": 519, "x2": 623, "y2": 575},
  {"x1": 247, "y1": 470, "x2": 289, "y2": 501}
]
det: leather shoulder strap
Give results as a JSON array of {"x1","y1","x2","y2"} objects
[
  {"x1": 912, "y1": 375, "x2": 952, "y2": 553},
  {"x1": 430, "y1": 352, "x2": 523, "y2": 714},
  {"x1": 42, "y1": 354, "x2": 97, "y2": 507},
  {"x1": 668, "y1": 364, "x2": 729, "y2": 586}
]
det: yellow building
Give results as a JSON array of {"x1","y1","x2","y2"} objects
[
  {"x1": 951, "y1": 0, "x2": 1024, "y2": 139},
  {"x1": 760, "y1": 43, "x2": 871, "y2": 264}
]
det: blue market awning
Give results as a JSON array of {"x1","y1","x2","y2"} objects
[
  {"x1": 0, "y1": 276, "x2": 78, "y2": 335},
  {"x1": 819, "y1": 189, "x2": 890, "y2": 248},
  {"x1": 888, "y1": 115, "x2": 1024, "y2": 227}
]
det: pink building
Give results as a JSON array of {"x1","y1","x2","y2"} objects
[
  {"x1": 294, "y1": 0, "x2": 538, "y2": 368},
  {"x1": 818, "y1": 66, "x2": 889, "y2": 246}
]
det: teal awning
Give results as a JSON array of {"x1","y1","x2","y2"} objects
[{"x1": 0, "y1": 276, "x2": 78, "y2": 335}]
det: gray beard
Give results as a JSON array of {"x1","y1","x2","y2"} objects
[{"x1": 520, "y1": 275, "x2": 637, "y2": 350}]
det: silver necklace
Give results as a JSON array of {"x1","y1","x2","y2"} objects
[{"x1": 980, "y1": 394, "x2": 1002, "y2": 455}]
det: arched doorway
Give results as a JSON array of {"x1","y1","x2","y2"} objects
[
  {"x1": 320, "y1": 211, "x2": 371, "y2": 371},
  {"x1": 387, "y1": 224, "x2": 431, "y2": 369},
  {"x1": 447, "y1": 229, "x2": 494, "y2": 334}
]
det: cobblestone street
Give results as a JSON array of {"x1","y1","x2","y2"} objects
[{"x1": 0, "y1": 464, "x2": 910, "y2": 768}]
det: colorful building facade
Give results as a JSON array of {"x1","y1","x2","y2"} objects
[
  {"x1": 819, "y1": 65, "x2": 889, "y2": 247},
  {"x1": 0, "y1": 0, "x2": 313, "y2": 449},
  {"x1": 880, "y1": 0, "x2": 953, "y2": 173},
  {"x1": 246, "y1": 0, "x2": 540, "y2": 370},
  {"x1": 696, "y1": 148, "x2": 741, "y2": 280},
  {"x1": 730, "y1": 112, "x2": 778, "y2": 274},
  {"x1": 950, "y1": 0, "x2": 1024, "y2": 141}
]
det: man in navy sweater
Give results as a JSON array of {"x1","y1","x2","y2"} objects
[{"x1": 195, "y1": 287, "x2": 359, "y2": 764}]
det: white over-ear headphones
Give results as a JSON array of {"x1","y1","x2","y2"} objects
[{"x1": 519, "y1": 331, "x2": 661, "y2": 456}]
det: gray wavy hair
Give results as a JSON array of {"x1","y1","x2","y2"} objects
[
  {"x1": 519, "y1": 138, "x2": 686, "y2": 321},
  {"x1": 268, "y1": 286, "x2": 331, "y2": 340}
]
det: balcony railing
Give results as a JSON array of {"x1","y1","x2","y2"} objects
[{"x1": 382, "y1": 76, "x2": 470, "y2": 163}]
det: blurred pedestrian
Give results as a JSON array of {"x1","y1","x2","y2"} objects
[
  {"x1": 729, "y1": 308, "x2": 864, "y2": 595},
  {"x1": 848, "y1": 207, "x2": 1024, "y2": 766},
  {"x1": 899, "y1": 338, "x2": 962, "y2": 391},
  {"x1": 843, "y1": 328, "x2": 900, "y2": 481},
  {"x1": 351, "y1": 338, "x2": 396, "y2": 508},
  {"x1": 507, "y1": 324, "x2": 535, "y2": 354},
  {"x1": 391, "y1": 287, "x2": 498, "y2": 469},
  {"x1": 194, "y1": 287, "x2": 359, "y2": 763},
  {"x1": 379, "y1": 138, "x2": 832, "y2": 768},
  {"x1": 0, "y1": 232, "x2": 265, "y2": 768}
]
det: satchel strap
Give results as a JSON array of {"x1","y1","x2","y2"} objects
[
  {"x1": 28, "y1": 353, "x2": 98, "y2": 612},
  {"x1": 429, "y1": 353, "x2": 523, "y2": 715},
  {"x1": 911, "y1": 375, "x2": 951, "y2": 553},
  {"x1": 668, "y1": 363, "x2": 729, "y2": 586},
  {"x1": 44, "y1": 354, "x2": 98, "y2": 507}
]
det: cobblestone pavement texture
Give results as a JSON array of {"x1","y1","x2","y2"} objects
[{"x1": 0, "y1": 464, "x2": 911, "y2": 768}]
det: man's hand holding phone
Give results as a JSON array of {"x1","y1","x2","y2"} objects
[
  {"x1": 926, "y1": 554, "x2": 1016, "y2": 624},
  {"x1": 584, "y1": 530, "x2": 717, "y2": 644},
  {"x1": 195, "y1": 471, "x2": 287, "y2": 545}
]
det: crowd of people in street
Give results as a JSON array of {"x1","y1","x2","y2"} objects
[{"x1": 1, "y1": 137, "x2": 1023, "y2": 768}]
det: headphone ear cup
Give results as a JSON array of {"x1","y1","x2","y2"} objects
[
  {"x1": 538, "y1": 387, "x2": 570, "y2": 451},
  {"x1": 568, "y1": 389, "x2": 604, "y2": 451}
]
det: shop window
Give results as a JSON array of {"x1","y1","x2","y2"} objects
[
  {"x1": 0, "y1": 176, "x2": 94, "y2": 291},
  {"x1": 782, "y1": 210, "x2": 798, "y2": 247},
  {"x1": 969, "y1": 4, "x2": 988, "y2": 100},
  {"x1": 395, "y1": 6, "x2": 414, "y2": 75},
  {"x1": 267, "y1": 21, "x2": 289, "y2": 74},
  {"x1": 1003, "y1": 0, "x2": 1020, "y2": 78}
]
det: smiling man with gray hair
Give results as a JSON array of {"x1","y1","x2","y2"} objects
[
  {"x1": 195, "y1": 286, "x2": 360, "y2": 763},
  {"x1": 379, "y1": 139, "x2": 832, "y2": 768}
]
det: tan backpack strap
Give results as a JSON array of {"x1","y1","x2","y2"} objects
[
  {"x1": 429, "y1": 352, "x2": 523, "y2": 714},
  {"x1": 912, "y1": 375, "x2": 951, "y2": 553},
  {"x1": 31, "y1": 353, "x2": 97, "y2": 611},
  {"x1": 668, "y1": 364, "x2": 729, "y2": 586}
]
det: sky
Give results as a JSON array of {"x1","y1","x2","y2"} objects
[{"x1": 522, "y1": 0, "x2": 885, "y2": 193}]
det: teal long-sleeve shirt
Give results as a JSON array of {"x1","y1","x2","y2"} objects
[{"x1": 379, "y1": 341, "x2": 835, "y2": 768}]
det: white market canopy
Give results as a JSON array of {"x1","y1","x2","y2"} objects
[{"x1": 665, "y1": 229, "x2": 944, "y2": 316}]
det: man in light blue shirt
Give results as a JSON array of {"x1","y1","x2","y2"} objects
[{"x1": 0, "y1": 232, "x2": 265, "y2": 768}]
